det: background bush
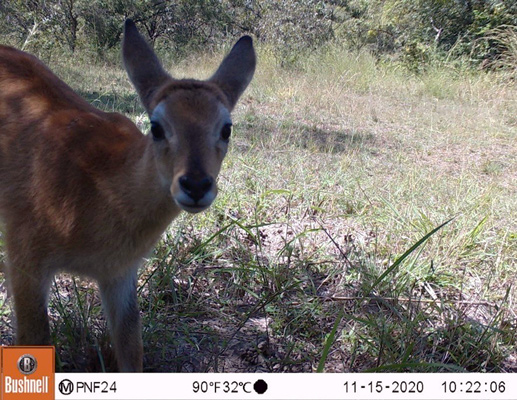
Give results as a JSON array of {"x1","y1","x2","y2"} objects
[{"x1": 1, "y1": 0, "x2": 516, "y2": 70}]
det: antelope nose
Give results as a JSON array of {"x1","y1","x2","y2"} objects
[{"x1": 179, "y1": 175, "x2": 214, "y2": 202}]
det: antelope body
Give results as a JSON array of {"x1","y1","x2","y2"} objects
[{"x1": 0, "y1": 20, "x2": 255, "y2": 371}]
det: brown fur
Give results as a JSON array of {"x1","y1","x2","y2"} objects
[{"x1": 0, "y1": 20, "x2": 255, "y2": 371}]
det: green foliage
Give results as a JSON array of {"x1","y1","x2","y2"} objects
[
  {"x1": 252, "y1": 0, "x2": 334, "y2": 66},
  {"x1": 80, "y1": 0, "x2": 126, "y2": 53},
  {"x1": 1, "y1": 0, "x2": 516, "y2": 70}
]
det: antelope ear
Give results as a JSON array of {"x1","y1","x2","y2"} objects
[
  {"x1": 122, "y1": 19, "x2": 171, "y2": 114},
  {"x1": 209, "y1": 36, "x2": 256, "y2": 111}
]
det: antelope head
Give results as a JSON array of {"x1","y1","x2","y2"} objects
[{"x1": 122, "y1": 20, "x2": 256, "y2": 213}]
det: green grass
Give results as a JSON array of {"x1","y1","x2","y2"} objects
[{"x1": 0, "y1": 44, "x2": 516, "y2": 372}]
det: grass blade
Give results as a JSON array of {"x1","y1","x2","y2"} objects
[
  {"x1": 317, "y1": 307, "x2": 345, "y2": 372},
  {"x1": 369, "y1": 218, "x2": 454, "y2": 293}
]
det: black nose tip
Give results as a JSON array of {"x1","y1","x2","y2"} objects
[{"x1": 179, "y1": 175, "x2": 214, "y2": 202}]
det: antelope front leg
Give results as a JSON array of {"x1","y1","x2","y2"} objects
[
  {"x1": 99, "y1": 269, "x2": 143, "y2": 372},
  {"x1": 8, "y1": 264, "x2": 52, "y2": 346}
]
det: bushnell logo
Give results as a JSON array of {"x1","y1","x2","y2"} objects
[
  {"x1": 17, "y1": 354, "x2": 38, "y2": 375},
  {"x1": 1, "y1": 346, "x2": 55, "y2": 399}
]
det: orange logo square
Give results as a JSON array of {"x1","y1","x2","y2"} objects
[{"x1": 1, "y1": 346, "x2": 55, "y2": 400}]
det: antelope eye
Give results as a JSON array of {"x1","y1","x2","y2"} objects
[
  {"x1": 221, "y1": 123, "x2": 232, "y2": 141},
  {"x1": 150, "y1": 121, "x2": 166, "y2": 141}
]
